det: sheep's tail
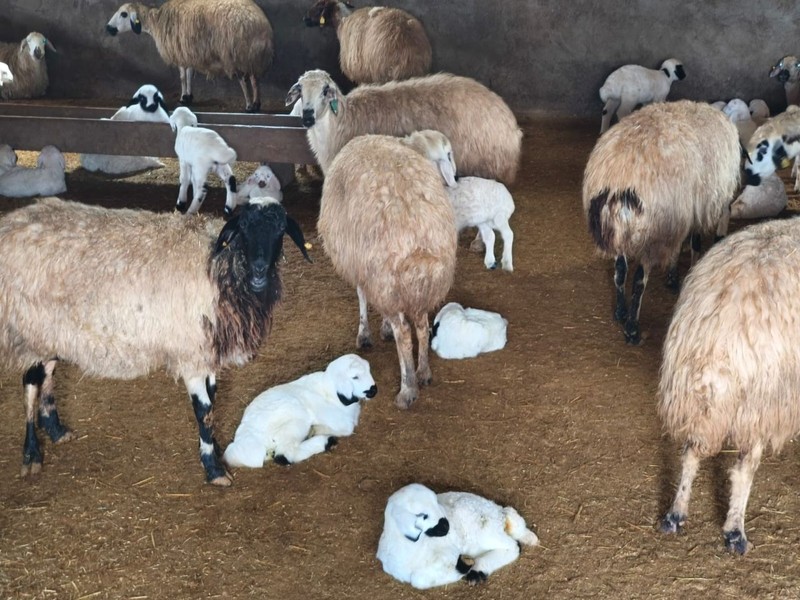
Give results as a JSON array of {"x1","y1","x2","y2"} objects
[
  {"x1": 503, "y1": 507, "x2": 539, "y2": 546},
  {"x1": 586, "y1": 187, "x2": 642, "y2": 253}
]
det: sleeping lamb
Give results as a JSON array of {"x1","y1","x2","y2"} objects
[
  {"x1": 0, "y1": 145, "x2": 66, "y2": 197},
  {"x1": 430, "y1": 302, "x2": 508, "y2": 359}
]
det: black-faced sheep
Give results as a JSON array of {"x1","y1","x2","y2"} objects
[
  {"x1": 377, "y1": 483, "x2": 538, "y2": 589},
  {"x1": 0, "y1": 32, "x2": 56, "y2": 100},
  {"x1": 106, "y1": 0, "x2": 273, "y2": 112},
  {"x1": 599, "y1": 58, "x2": 685, "y2": 133},
  {"x1": 583, "y1": 100, "x2": 740, "y2": 345},
  {"x1": 0, "y1": 146, "x2": 66, "y2": 198},
  {"x1": 769, "y1": 55, "x2": 800, "y2": 106},
  {"x1": 222, "y1": 354, "x2": 376, "y2": 468},
  {"x1": 285, "y1": 69, "x2": 522, "y2": 186},
  {"x1": 304, "y1": 0, "x2": 432, "y2": 84},
  {"x1": 658, "y1": 217, "x2": 800, "y2": 554},
  {"x1": 1, "y1": 197, "x2": 310, "y2": 486},
  {"x1": 318, "y1": 134, "x2": 456, "y2": 409}
]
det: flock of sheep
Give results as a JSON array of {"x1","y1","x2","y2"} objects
[{"x1": 4, "y1": 0, "x2": 800, "y2": 590}]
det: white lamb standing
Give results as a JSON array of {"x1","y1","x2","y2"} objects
[
  {"x1": 722, "y1": 98, "x2": 758, "y2": 145},
  {"x1": 224, "y1": 163, "x2": 282, "y2": 216},
  {"x1": 0, "y1": 61, "x2": 12, "y2": 86},
  {"x1": 599, "y1": 58, "x2": 686, "y2": 133},
  {"x1": 430, "y1": 302, "x2": 508, "y2": 360},
  {"x1": 730, "y1": 172, "x2": 787, "y2": 219},
  {"x1": 169, "y1": 106, "x2": 238, "y2": 215},
  {"x1": 377, "y1": 483, "x2": 539, "y2": 589},
  {"x1": 0, "y1": 145, "x2": 66, "y2": 198},
  {"x1": 222, "y1": 354, "x2": 377, "y2": 468},
  {"x1": 0, "y1": 144, "x2": 18, "y2": 175}
]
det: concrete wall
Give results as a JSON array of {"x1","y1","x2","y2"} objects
[{"x1": 1, "y1": 0, "x2": 797, "y2": 117}]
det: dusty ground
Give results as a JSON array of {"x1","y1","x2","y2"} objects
[{"x1": 2, "y1": 117, "x2": 800, "y2": 600}]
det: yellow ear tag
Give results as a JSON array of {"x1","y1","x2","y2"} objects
[
  {"x1": 304, "y1": 242, "x2": 313, "y2": 250},
  {"x1": 319, "y1": 15, "x2": 326, "y2": 25},
  {"x1": 781, "y1": 157, "x2": 792, "y2": 169},
  {"x1": 134, "y1": 19, "x2": 140, "y2": 25}
]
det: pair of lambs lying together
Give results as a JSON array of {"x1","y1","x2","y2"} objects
[{"x1": 0, "y1": 144, "x2": 66, "y2": 197}]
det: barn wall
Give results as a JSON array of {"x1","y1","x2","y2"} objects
[{"x1": 1, "y1": 0, "x2": 796, "y2": 117}]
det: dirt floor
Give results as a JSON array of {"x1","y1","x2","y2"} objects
[{"x1": 2, "y1": 117, "x2": 800, "y2": 600}]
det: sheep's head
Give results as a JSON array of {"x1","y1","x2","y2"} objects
[
  {"x1": 749, "y1": 99, "x2": 770, "y2": 122},
  {"x1": 213, "y1": 200, "x2": 311, "y2": 294},
  {"x1": 169, "y1": 106, "x2": 198, "y2": 133},
  {"x1": 22, "y1": 32, "x2": 55, "y2": 61},
  {"x1": 107, "y1": 3, "x2": 142, "y2": 36},
  {"x1": 37, "y1": 146, "x2": 65, "y2": 172},
  {"x1": 401, "y1": 130, "x2": 457, "y2": 188},
  {"x1": 385, "y1": 484, "x2": 450, "y2": 543},
  {"x1": 127, "y1": 84, "x2": 168, "y2": 115},
  {"x1": 0, "y1": 63, "x2": 12, "y2": 86},
  {"x1": 285, "y1": 70, "x2": 341, "y2": 128},
  {"x1": 326, "y1": 354, "x2": 377, "y2": 405},
  {"x1": 303, "y1": 0, "x2": 354, "y2": 28},
  {"x1": 722, "y1": 99, "x2": 751, "y2": 124},
  {"x1": 769, "y1": 55, "x2": 800, "y2": 84},
  {"x1": 660, "y1": 58, "x2": 685, "y2": 82}
]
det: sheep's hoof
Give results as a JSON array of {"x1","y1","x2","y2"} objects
[
  {"x1": 179, "y1": 94, "x2": 193, "y2": 106},
  {"x1": 486, "y1": 261, "x2": 498, "y2": 270},
  {"x1": 245, "y1": 102, "x2": 261, "y2": 113},
  {"x1": 416, "y1": 368, "x2": 432, "y2": 387},
  {"x1": 623, "y1": 323, "x2": 642, "y2": 345},
  {"x1": 53, "y1": 429, "x2": 76, "y2": 444},
  {"x1": 20, "y1": 461, "x2": 42, "y2": 478},
  {"x1": 724, "y1": 529, "x2": 752, "y2": 555},
  {"x1": 464, "y1": 570, "x2": 488, "y2": 586},
  {"x1": 613, "y1": 307, "x2": 628, "y2": 323},
  {"x1": 325, "y1": 437, "x2": 338, "y2": 452},
  {"x1": 175, "y1": 201, "x2": 188, "y2": 214},
  {"x1": 395, "y1": 388, "x2": 417, "y2": 410},
  {"x1": 209, "y1": 474, "x2": 232, "y2": 487},
  {"x1": 502, "y1": 262, "x2": 513, "y2": 272},
  {"x1": 659, "y1": 511, "x2": 685, "y2": 534},
  {"x1": 380, "y1": 321, "x2": 394, "y2": 341},
  {"x1": 273, "y1": 454, "x2": 291, "y2": 466},
  {"x1": 356, "y1": 333, "x2": 373, "y2": 349}
]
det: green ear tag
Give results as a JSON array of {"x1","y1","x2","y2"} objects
[{"x1": 330, "y1": 98, "x2": 339, "y2": 115}]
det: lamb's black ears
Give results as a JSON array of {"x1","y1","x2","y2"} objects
[
  {"x1": 156, "y1": 93, "x2": 169, "y2": 113},
  {"x1": 285, "y1": 83, "x2": 302, "y2": 106},
  {"x1": 214, "y1": 215, "x2": 241, "y2": 256},
  {"x1": 740, "y1": 142, "x2": 752, "y2": 165},
  {"x1": 131, "y1": 16, "x2": 142, "y2": 34},
  {"x1": 126, "y1": 95, "x2": 139, "y2": 107},
  {"x1": 286, "y1": 217, "x2": 313, "y2": 263}
]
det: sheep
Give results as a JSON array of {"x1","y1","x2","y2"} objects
[
  {"x1": 0, "y1": 146, "x2": 66, "y2": 198},
  {"x1": 709, "y1": 100, "x2": 726, "y2": 111},
  {"x1": 769, "y1": 55, "x2": 800, "y2": 106},
  {"x1": 658, "y1": 216, "x2": 800, "y2": 554},
  {"x1": 0, "y1": 61, "x2": 12, "y2": 87},
  {"x1": 304, "y1": 1, "x2": 432, "y2": 84},
  {"x1": 0, "y1": 144, "x2": 17, "y2": 175},
  {"x1": 722, "y1": 98, "x2": 757, "y2": 145},
  {"x1": 0, "y1": 196, "x2": 311, "y2": 485},
  {"x1": 285, "y1": 69, "x2": 522, "y2": 186},
  {"x1": 224, "y1": 163, "x2": 282, "y2": 217},
  {"x1": 0, "y1": 32, "x2": 55, "y2": 100},
  {"x1": 598, "y1": 58, "x2": 685, "y2": 133},
  {"x1": 376, "y1": 483, "x2": 539, "y2": 589},
  {"x1": 749, "y1": 99, "x2": 770, "y2": 125},
  {"x1": 430, "y1": 302, "x2": 508, "y2": 360},
  {"x1": 222, "y1": 354, "x2": 377, "y2": 468},
  {"x1": 583, "y1": 100, "x2": 740, "y2": 345},
  {"x1": 318, "y1": 134, "x2": 457, "y2": 409},
  {"x1": 106, "y1": 0, "x2": 273, "y2": 112},
  {"x1": 169, "y1": 106, "x2": 237, "y2": 215},
  {"x1": 80, "y1": 84, "x2": 170, "y2": 176},
  {"x1": 730, "y1": 173, "x2": 787, "y2": 219},
  {"x1": 742, "y1": 105, "x2": 800, "y2": 187}
]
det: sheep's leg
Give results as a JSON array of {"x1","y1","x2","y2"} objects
[
  {"x1": 613, "y1": 255, "x2": 628, "y2": 322},
  {"x1": 380, "y1": 318, "x2": 394, "y2": 341},
  {"x1": 238, "y1": 75, "x2": 254, "y2": 113},
  {"x1": 496, "y1": 219, "x2": 514, "y2": 272},
  {"x1": 186, "y1": 374, "x2": 231, "y2": 486},
  {"x1": 413, "y1": 313, "x2": 432, "y2": 386},
  {"x1": 469, "y1": 538, "x2": 521, "y2": 582},
  {"x1": 249, "y1": 75, "x2": 261, "y2": 113},
  {"x1": 600, "y1": 98, "x2": 621, "y2": 133},
  {"x1": 477, "y1": 223, "x2": 498, "y2": 270},
  {"x1": 615, "y1": 98, "x2": 637, "y2": 122},
  {"x1": 660, "y1": 444, "x2": 700, "y2": 534},
  {"x1": 469, "y1": 229, "x2": 485, "y2": 253},
  {"x1": 21, "y1": 364, "x2": 44, "y2": 476},
  {"x1": 179, "y1": 67, "x2": 193, "y2": 105},
  {"x1": 623, "y1": 264, "x2": 647, "y2": 345},
  {"x1": 722, "y1": 445, "x2": 763, "y2": 555},
  {"x1": 356, "y1": 285, "x2": 373, "y2": 348},
  {"x1": 176, "y1": 160, "x2": 192, "y2": 212},
  {"x1": 273, "y1": 435, "x2": 337, "y2": 466},
  {"x1": 665, "y1": 247, "x2": 681, "y2": 293},
  {"x1": 186, "y1": 168, "x2": 209, "y2": 215},
  {"x1": 388, "y1": 313, "x2": 418, "y2": 409},
  {"x1": 37, "y1": 359, "x2": 73, "y2": 444}
]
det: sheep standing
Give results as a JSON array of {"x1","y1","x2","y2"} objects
[
  {"x1": 222, "y1": 354, "x2": 377, "y2": 468},
  {"x1": 169, "y1": 106, "x2": 237, "y2": 215},
  {"x1": 583, "y1": 100, "x2": 740, "y2": 345},
  {"x1": 285, "y1": 69, "x2": 522, "y2": 186},
  {"x1": 304, "y1": 1, "x2": 431, "y2": 84},
  {"x1": 0, "y1": 32, "x2": 55, "y2": 100},
  {"x1": 430, "y1": 302, "x2": 508, "y2": 360},
  {"x1": 318, "y1": 134, "x2": 456, "y2": 409},
  {"x1": 106, "y1": 0, "x2": 273, "y2": 112},
  {"x1": 769, "y1": 55, "x2": 800, "y2": 106},
  {"x1": 658, "y1": 217, "x2": 800, "y2": 554},
  {"x1": 0, "y1": 197, "x2": 311, "y2": 485},
  {"x1": 0, "y1": 146, "x2": 66, "y2": 198},
  {"x1": 599, "y1": 58, "x2": 685, "y2": 133},
  {"x1": 225, "y1": 163, "x2": 282, "y2": 216},
  {"x1": 377, "y1": 483, "x2": 538, "y2": 589}
]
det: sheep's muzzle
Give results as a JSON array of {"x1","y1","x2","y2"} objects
[
  {"x1": 302, "y1": 109, "x2": 315, "y2": 128},
  {"x1": 425, "y1": 518, "x2": 450, "y2": 537},
  {"x1": 106, "y1": 25, "x2": 119, "y2": 36}
]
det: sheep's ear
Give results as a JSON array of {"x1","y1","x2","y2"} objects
[
  {"x1": 44, "y1": 38, "x2": 56, "y2": 53},
  {"x1": 285, "y1": 83, "x2": 302, "y2": 106},
  {"x1": 213, "y1": 215, "x2": 241, "y2": 256},
  {"x1": 325, "y1": 85, "x2": 340, "y2": 115},
  {"x1": 131, "y1": 15, "x2": 142, "y2": 34},
  {"x1": 156, "y1": 93, "x2": 169, "y2": 113},
  {"x1": 126, "y1": 95, "x2": 140, "y2": 107},
  {"x1": 286, "y1": 217, "x2": 313, "y2": 263}
]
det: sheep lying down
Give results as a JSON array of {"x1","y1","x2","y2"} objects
[
  {"x1": 377, "y1": 483, "x2": 539, "y2": 589},
  {"x1": 430, "y1": 302, "x2": 508, "y2": 359},
  {"x1": 0, "y1": 145, "x2": 66, "y2": 198},
  {"x1": 223, "y1": 354, "x2": 376, "y2": 468}
]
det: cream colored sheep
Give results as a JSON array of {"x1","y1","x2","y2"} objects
[
  {"x1": 318, "y1": 134, "x2": 457, "y2": 408},
  {"x1": 106, "y1": 0, "x2": 273, "y2": 112},
  {"x1": 769, "y1": 55, "x2": 800, "y2": 106},
  {"x1": 285, "y1": 69, "x2": 522, "y2": 186},
  {"x1": 583, "y1": 100, "x2": 740, "y2": 345},
  {"x1": 0, "y1": 32, "x2": 55, "y2": 100},
  {"x1": 658, "y1": 217, "x2": 800, "y2": 554},
  {"x1": 304, "y1": 1, "x2": 431, "y2": 84}
]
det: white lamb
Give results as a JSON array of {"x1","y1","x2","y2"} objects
[
  {"x1": 749, "y1": 99, "x2": 770, "y2": 125},
  {"x1": 430, "y1": 302, "x2": 508, "y2": 360},
  {"x1": 0, "y1": 144, "x2": 17, "y2": 175},
  {"x1": 0, "y1": 61, "x2": 12, "y2": 86},
  {"x1": 599, "y1": 58, "x2": 686, "y2": 133},
  {"x1": 80, "y1": 84, "x2": 169, "y2": 175},
  {"x1": 710, "y1": 100, "x2": 726, "y2": 111},
  {"x1": 377, "y1": 483, "x2": 539, "y2": 589},
  {"x1": 0, "y1": 145, "x2": 66, "y2": 198},
  {"x1": 730, "y1": 172, "x2": 787, "y2": 219},
  {"x1": 169, "y1": 106, "x2": 237, "y2": 215},
  {"x1": 222, "y1": 354, "x2": 377, "y2": 468},
  {"x1": 224, "y1": 163, "x2": 282, "y2": 216},
  {"x1": 722, "y1": 98, "x2": 757, "y2": 145}
]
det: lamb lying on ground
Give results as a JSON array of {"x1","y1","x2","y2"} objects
[
  {"x1": 0, "y1": 145, "x2": 66, "y2": 197},
  {"x1": 222, "y1": 354, "x2": 377, "y2": 468},
  {"x1": 224, "y1": 163, "x2": 282, "y2": 216},
  {"x1": 430, "y1": 302, "x2": 508, "y2": 359},
  {"x1": 377, "y1": 483, "x2": 538, "y2": 589},
  {"x1": 0, "y1": 144, "x2": 17, "y2": 174},
  {"x1": 730, "y1": 172, "x2": 787, "y2": 219}
]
